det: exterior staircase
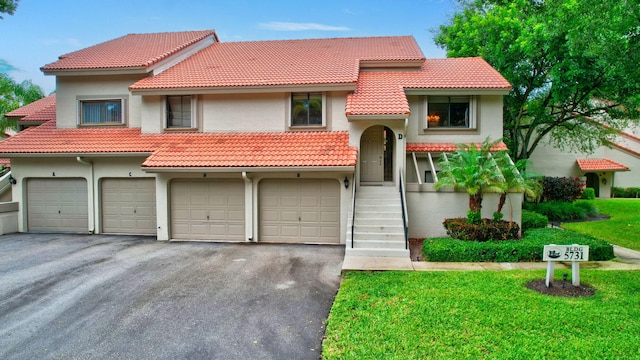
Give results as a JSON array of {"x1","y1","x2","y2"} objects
[{"x1": 346, "y1": 186, "x2": 410, "y2": 257}]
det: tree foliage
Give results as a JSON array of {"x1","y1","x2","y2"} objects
[
  {"x1": 0, "y1": 73, "x2": 44, "y2": 134},
  {"x1": 435, "y1": 0, "x2": 640, "y2": 162},
  {"x1": 0, "y1": 0, "x2": 19, "y2": 19}
]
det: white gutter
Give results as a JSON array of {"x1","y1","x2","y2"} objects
[{"x1": 76, "y1": 156, "x2": 95, "y2": 234}]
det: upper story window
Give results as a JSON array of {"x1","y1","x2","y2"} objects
[
  {"x1": 80, "y1": 99, "x2": 125, "y2": 125},
  {"x1": 426, "y1": 96, "x2": 475, "y2": 129},
  {"x1": 166, "y1": 95, "x2": 194, "y2": 128},
  {"x1": 291, "y1": 92, "x2": 324, "y2": 127}
]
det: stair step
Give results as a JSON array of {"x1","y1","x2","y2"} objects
[
  {"x1": 349, "y1": 232, "x2": 405, "y2": 241},
  {"x1": 354, "y1": 218, "x2": 404, "y2": 226},
  {"x1": 345, "y1": 248, "x2": 410, "y2": 257},
  {"x1": 351, "y1": 239, "x2": 406, "y2": 249}
]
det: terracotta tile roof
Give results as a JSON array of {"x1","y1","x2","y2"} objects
[
  {"x1": 130, "y1": 36, "x2": 425, "y2": 90},
  {"x1": 41, "y1": 31, "x2": 216, "y2": 71},
  {"x1": 143, "y1": 131, "x2": 357, "y2": 168},
  {"x1": 0, "y1": 122, "x2": 357, "y2": 168},
  {"x1": 346, "y1": 58, "x2": 512, "y2": 115},
  {"x1": 0, "y1": 158, "x2": 9, "y2": 168},
  {"x1": 406, "y1": 141, "x2": 509, "y2": 153},
  {"x1": 576, "y1": 158, "x2": 629, "y2": 171},
  {"x1": 21, "y1": 103, "x2": 56, "y2": 123},
  {"x1": 5, "y1": 94, "x2": 56, "y2": 118}
]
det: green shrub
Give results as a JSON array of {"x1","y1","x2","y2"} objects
[
  {"x1": 542, "y1": 177, "x2": 584, "y2": 202},
  {"x1": 523, "y1": 201, "x2": 597, "y2": 221},
  {"x1": 612, "y1": 186, "x2": 640, "y2": 198},
  {"x1": 581, "y1": 187, "x2": 595, "y2": 200},
  {"x1": 422, "y1": 228, "x2": 614, "y2": 262},
  {"x1": 521, "y1": 210, "x2": 548, "y2": 232},
  {"x1": 443, "y1": 218, "x2": 520, "y2": 241},
  {"x1": 466, "y1": 210, "x2": 481, "y2": 225}
]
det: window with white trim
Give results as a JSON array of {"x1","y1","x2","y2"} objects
[
  {"x1": 291, "y1": 92, "x2": 324, "y2": 127},
  {"x1": 426, "y1": 96, "x2": 475, "y2": 129},
  {"x1": 166, "y1": 95, "x2": 195, "y2": 128},
  {"x1": 80, "y1": 99, "x2": 125, "y2": 125}
]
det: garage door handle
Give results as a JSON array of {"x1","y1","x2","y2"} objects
[
  {"x1": 134, "y1": 209, "x2": 136, "y2": 214},
  {"x1": 58, "y1": 210, "x2": 61, "y2": 214}
]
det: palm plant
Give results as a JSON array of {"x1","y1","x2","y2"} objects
[
  {"x1": 493, "y1": 156, "x2": 542, "y2": 215},
  {"x1": 435, "y1": 138, "x2": 506, "y2": 221}
]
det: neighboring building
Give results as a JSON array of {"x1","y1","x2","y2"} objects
[
  {"x1": 529, "y1": 125, "x2": 639, "y2": 198},
  {"x1": 0, "y1": 30, "x2": 518, "y2": 257}
]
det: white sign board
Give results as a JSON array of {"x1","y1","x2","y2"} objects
[{"x1": 543, "y1": 245, "x2": 590, "y2": 262}]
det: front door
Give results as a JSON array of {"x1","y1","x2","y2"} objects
[{"x1": 360, "y1": 126, "x2": 384, "y2": 182}]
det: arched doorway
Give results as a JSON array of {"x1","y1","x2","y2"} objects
[
  {"x1": 360, "y1": 125, "x2": 394, "y2": 183},
  {"x1": 585, "y1": 172, "x2": 600, "y2": 197}
]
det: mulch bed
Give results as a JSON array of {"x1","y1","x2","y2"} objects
[
  {"x1": 525, "y1": 279, "x2": 596, "y2": 297},
  {"x1": 409, "y1": 238, "x2": 424, "y2": 261}
]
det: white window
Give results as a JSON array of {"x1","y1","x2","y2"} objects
[
  {"x1": 80, "y1": 99, "x2": 125, "y2": 125},
  {"x1": 166, "y1": 95, "x2": 196, "y2": 128},
  {"x1": 290, "y1": 92, "x2": 325, "y2": 127},
  {"x1": 426, "y1": 96, "x2": 476, "y2": 129}
]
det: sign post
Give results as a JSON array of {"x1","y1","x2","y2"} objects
[{"x1": 543, "y1": 244, "x2": 589, "y2": 287}]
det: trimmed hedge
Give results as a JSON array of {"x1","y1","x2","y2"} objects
[
  {"x1": 581, "y1": 187, "x2": 596, "y2": 200},
  {"x1": 521, "y1": 210, "x2": 548, "y2": 232},
  {"x1": 523, "y1": 201, "x2": 598, "y2": 221},
  {"x1": 422, "y1": 228, "x2": 615, "y2": 262},
  {"x1": 612, "y1": 187, "x2": 640, "y2": 198},
  {"x1": 443, "y1": 218, "x2": 520, "y2": 241}
]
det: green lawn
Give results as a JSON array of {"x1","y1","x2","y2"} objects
[
  {"x1": 323, "y1": 271, "x2": 640, "y2": 359},
  {"x1": 563, "y1": 199, "x2": 640, "y2": 251}
]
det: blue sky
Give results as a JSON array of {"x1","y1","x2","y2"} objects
[{"x1": 0, "y1": 0, "x2": 456, "y2": 94}]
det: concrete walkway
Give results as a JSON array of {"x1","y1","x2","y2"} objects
[{"x1": 342, "y1": 245, "x2": 640, "y2": 271}]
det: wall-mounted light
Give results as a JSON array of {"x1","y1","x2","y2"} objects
[
  {"x1": 601, "y1": 178, "x2": 607, "y2": 185},
  {"x1": 343, "y1": 176, "x2": 349, "y2": 189},
  {"x1": 8, "y1": 174, "x2": 16, "y2": 185}
]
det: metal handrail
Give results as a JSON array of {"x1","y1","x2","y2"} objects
[
  {"x1": 350, "y1": 175, "x2": 357, "y2": 248},
  {"x1": 399, "y1": 169, "x2": 409, "y2": 250}
]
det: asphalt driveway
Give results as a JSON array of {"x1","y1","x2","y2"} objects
[{"x1": 0, "y1": 234, "x2": 344, "y2": 360}]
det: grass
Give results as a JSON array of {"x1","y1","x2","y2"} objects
[
  {"x1": 563, "y1": 199, "x2": 640, "y2": 251},
  {"x1": 323, "y1": 271, "x2": 640, "y2": 359}
]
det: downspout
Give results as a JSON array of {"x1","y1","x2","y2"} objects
[
  {"x1": 76, "y1": 156, "x2": 95, "y2": 234},
  {"x1": 242, "y1": 171, "x2": 254, "y2": 242}
]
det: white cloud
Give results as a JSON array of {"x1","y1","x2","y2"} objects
[{"x1": 259, "y1": 22, "x2": 350, "y2": 31}]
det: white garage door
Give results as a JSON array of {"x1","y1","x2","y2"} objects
[
  {"x1": 171, "y1": 180, "x2": 245, "y2": 241},
  {"x1": 102, "y1": 178, "x2": 157, "y2": 235},
  {"x1": 259, "y1": 179, "x2": 340, "y2": 244},
  {"x1": 27, "y1": 178, "x2": 88, "y2": 233}
]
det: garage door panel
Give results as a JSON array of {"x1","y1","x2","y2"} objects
[
  {"x1": 171, "y1": 180, "x2": 245, "y2": 241},
  {"x1": 28, "y1": 178, "x2": 89, "y2": 233},
  {"x1": 101, "y1": 179, "x2": 156, "y2": 235},
  {"x1": 259, "y1": 179, "x2": 339, "y2": 244}
]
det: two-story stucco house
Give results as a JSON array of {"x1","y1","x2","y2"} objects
[{"x1": 0, "y1": 30, "x2": 519, "y2": 257}]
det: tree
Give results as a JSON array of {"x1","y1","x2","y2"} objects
[
  {"x1": 435, "y1": 0, "x2": 640, "y2": 162},
  {"x1": 0, "y1": 73, "x2": 45, "y2": 134},
  {"x1": 0, "y1": 0, "x2": 19, "y2": 19},
  {"x1": 493, "y1": 155, "x2": 542, "y2": 215},
  {"x1": 435, "y1": 138, "x2": 506, "y2": 220}
]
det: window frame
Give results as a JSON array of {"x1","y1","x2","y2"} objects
[
  {"x1": 78, "y1": 97, "x2": 127, "y2": 126},
  {"x1": 165, "y1": 95, "x2": 197, "y2": 130},
  {"x1": 289, "y1": 92, "x2": 326, "y2": 129},
  {"x1": 425, "y1": 95, "x2": 477, "y2": 130}
]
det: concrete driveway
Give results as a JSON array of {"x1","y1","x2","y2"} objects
[{"x1": 0, "y1": 234, "x2": 344, "y2": 360}]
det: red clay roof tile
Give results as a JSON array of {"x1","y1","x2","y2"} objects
[
  {"x1": 0, "y1": 122, "x2": 356, "y2": 168},
  {"x1": 5, "y1": 94, "x2": 56, "y2": 118},
  {"x1": 41, "y1": 31, "x2": 216, "y2": 71},
  {"x1": 346, "y1": 58, "x2": 512, "y2": 116},
  {"x1": 576, "y1": 158, "x2": 629, "y2": 171},
  {"x1": 406, "y1": 142, "x2": 509, "y2": 153},
  {"x1": 130, "y1": 36, "x2": 425, "y2": 90}
]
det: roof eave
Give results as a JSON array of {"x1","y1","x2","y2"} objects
[
  {"x1": 130, "y1": 83, "x2": 357, "y2": 95},
  {"x1": 0, "y1": 152, "x2": 154, "y2": 158},
  {"x1": 41, "y1": 67, "x2": 149, "y2": 76},
  {"x1": 404, "y1": 88, "x2": 511, "y2": 96},
  {"x1": 347, "y1": 114, "x2": 408, "y2": 121},
  {"x1": 142, "y1": 165, "x2": 356, "y2": 173}
]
